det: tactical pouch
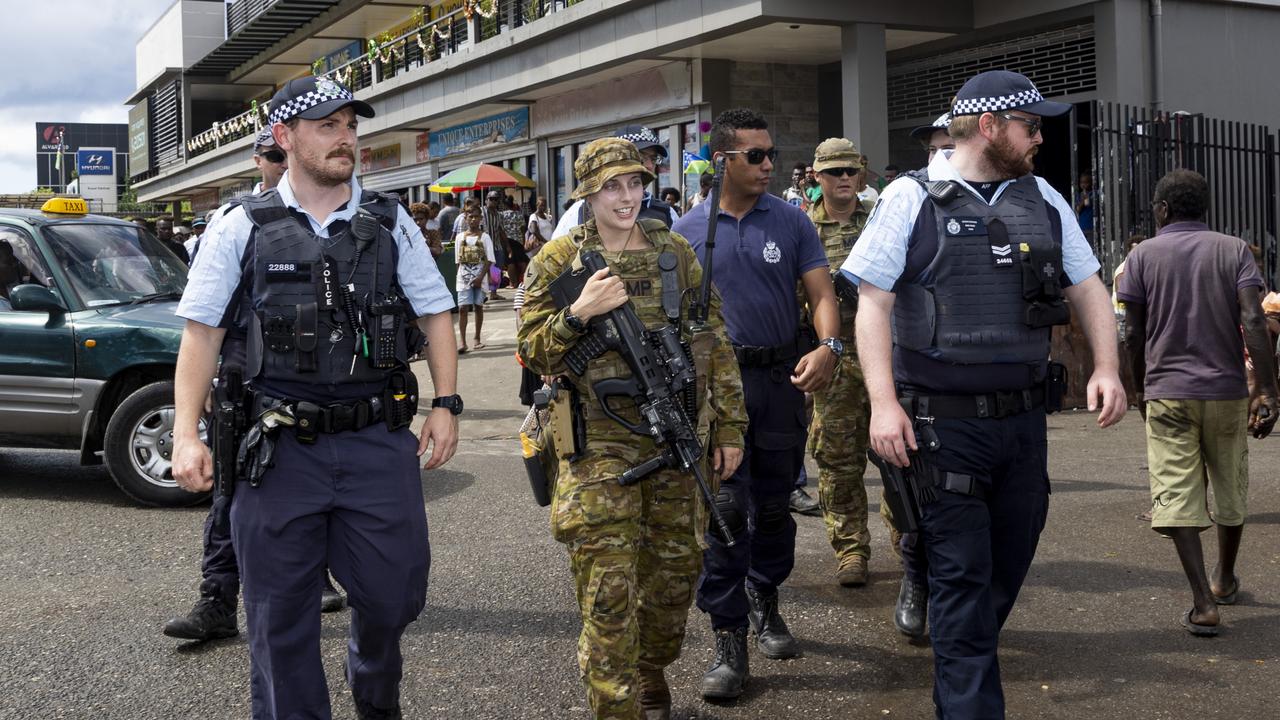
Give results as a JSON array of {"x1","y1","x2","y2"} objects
[
  {"x1": 1019, "y1": 242, "x2": 1070, "y2": 328},
  {"x1": 294, "y1": 401, "x2": 321, "y2": 444},
  {"x1": 264, "y1": 314, "x2": 295, "y2": 354},
  {"x1": 382, "y1": 370, "x2": 419, "y2": 431},
  {"x1": 1046, "y1": 361, "x2": 1068, "y2": 414}
]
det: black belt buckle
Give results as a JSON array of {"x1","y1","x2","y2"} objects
[
  {"x1": 995, "y1": 391, "x2": 1020, "y2": 419},
  {"x1": 295, "y1": 401, "x2": 321, "y2": 444},
  {"x1": 328, "y1": 402, "x2": 355, "y2": 433}
]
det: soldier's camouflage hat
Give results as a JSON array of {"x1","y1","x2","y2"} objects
[
  {"x1": 812, "y1": 138, "x2": 866, "y2": 172},
  {"x1": 572, "y1": 138, "x2": 655, "y2": 200}
]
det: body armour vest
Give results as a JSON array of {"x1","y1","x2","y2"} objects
[
  {"x1": 457, "y1": 234, "x2": 486, "y2": 265},
  {"x1": 893, "y1": 173, "x2": 1066, "y2": 367},
  {"x1": 237, "y1": 189, "x2": 407, "y2": 388}
]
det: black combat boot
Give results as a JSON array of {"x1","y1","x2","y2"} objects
[
  {"x1": 162, "y1": 594, "x2": 238, "y2": 641},
  {"x1": 745, "y1": 587, "x2": 799, "y2": 659},
  {"x1": 352, "y1": 693, "x2": 402, "y2": 720},
  {"x1": 894, "y1": 576, "x2": 928, "y2": 640},
  {"x1": 638, "y1": 667, "x2": 672, "y2": 720},
  {"x1": 700, "y1": 627, "x2": 749, "y2": 700}
]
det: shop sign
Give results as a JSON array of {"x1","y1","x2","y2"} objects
[
  {"x1": 128, "y1": 100, "x2": 151, "y2": 176},
  {"x1": 429, "y1": 108, "x2": 529, "y2": 160},
  {"x1": 360, "y1": 143, "x2": 402, "y2": 174},
  {"x1": 416, "y1": 132, "x2": 430, "y2": 163}
]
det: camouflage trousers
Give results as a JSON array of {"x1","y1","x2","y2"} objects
[
  {"x1": 552, "y1": 453, "x2": 702, "y2": 720},
  {"x1": 808, "y1": 351, "x2": 872, "y2": 561}
]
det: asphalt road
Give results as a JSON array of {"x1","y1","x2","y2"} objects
[{"x1": 2, "y1": 304, "x2": 1278, "y2": 719}]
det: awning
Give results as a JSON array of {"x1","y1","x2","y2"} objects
[{"x1": 360, "y1": 163, "x2": 434, "y2": 192}]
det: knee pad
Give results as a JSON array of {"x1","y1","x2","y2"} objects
[
  {"x1": 757, "y1": 499, "x2": 790, "y2": 535},
  {"x1": 714, "y1": 488, "x2": 748, "y2": 537}
]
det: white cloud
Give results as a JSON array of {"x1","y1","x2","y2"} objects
[{"x1": 0, "y1": 0, "x2": 193, "y2": 193}]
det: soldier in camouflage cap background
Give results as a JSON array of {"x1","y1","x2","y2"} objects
[
  {"x1": 805, "y1": 137, "x2": 877, "y2": 587},
  {"x1": 517, "y1": 137, "x2": 748, "y2": 720}
]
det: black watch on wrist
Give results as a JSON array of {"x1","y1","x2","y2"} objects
[
  {"x1": 563, "y1": 310, "x2": 588, "y2": 334},
  {"x1": 819, "y1": 337, "x2": 844, "y2": 358},
  {"x1": 431, "y1": 394, "x2": 464, "y2": 415}
]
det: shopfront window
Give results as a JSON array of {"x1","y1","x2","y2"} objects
[
  {"x1": 554, "y1": 145, "x2": 574, "y2": 219},
  {"x1": 655, "y1": 126, "x2": 672, "y2": 198}
]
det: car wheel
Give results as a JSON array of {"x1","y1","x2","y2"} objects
[{"x1": 103, "y1": 380, "x2": 209, "y2": 507}]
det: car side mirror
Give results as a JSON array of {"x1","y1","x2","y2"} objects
[{"x1": 9, "y1": 284, "x2": 66, "y2": 314}]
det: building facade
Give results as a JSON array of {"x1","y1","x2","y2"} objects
[{"x1": 126, "y1": 0, "x2": 1280, "y2": 268}]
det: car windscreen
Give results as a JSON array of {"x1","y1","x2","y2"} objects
[{"x1": 41, "y1": 223, "x2": 188, "y2": 308}]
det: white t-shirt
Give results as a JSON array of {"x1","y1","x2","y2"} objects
[
  {"x1": 527, "y1": 213, "x2": 554, "y2": 246},
  {"x1": 454, "y1": 231, "x2": 496, "y2": 292}
]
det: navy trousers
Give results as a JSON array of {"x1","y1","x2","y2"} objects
[
  {"x1": 231, "y1": 423, "x2": 430, "y2": 719},
  {"x1": 900, "y1": 530, "x2": 929, "y2": 586},
  {"x1": 200, "y1": 495, "x2": 240, "y2": 604},
  {"x1": 698, "y1": 364, "x2": 806, "y2": 630},
  {"x1": 919, "y1": 409, "x2": 1050, "y2": 720}
]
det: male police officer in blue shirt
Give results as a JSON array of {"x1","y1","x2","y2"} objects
[
  {"x1": 843, "y1": 71, "x2": 1126, "y2": 718},
  {"x1": 673, "y1": 107, "x2": 839, "y2": 701},
  {"x1": 172, "y1": 76, "x2": 460, "y2": 720}
]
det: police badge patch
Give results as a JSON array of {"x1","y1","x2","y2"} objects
[
  {"x1": 762, "y1": 240, "x2": 782, "y2": 264},
  {"x1": 316, "y1": 77, "x2": 343, "y2": 98}
]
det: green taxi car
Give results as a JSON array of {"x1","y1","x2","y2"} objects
[{"x1": 0, "y1": 197, "x2": 205, "y2": 506}]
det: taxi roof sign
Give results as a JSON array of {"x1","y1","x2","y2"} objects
[{"x1": 41, "y1": 196, "x2": 88, "y2": 215}]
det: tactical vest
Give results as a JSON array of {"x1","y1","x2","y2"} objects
[
  {"x1": 457, "y1": 234, "x2": 486, "y2": 265},
  {"x1": 565, "y1": 219, "x2": 716, "y2": 450},
  {"x1": 237, "y1": 189, "x2": 409, "y2": 388},
  {"x1": 804, "y1": 197, "x2": 872, "y2": 334},
  {"x1": 894, "y1": 173, "x2": 1067, "y2": 367}
]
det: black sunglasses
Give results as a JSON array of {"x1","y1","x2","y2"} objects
[
  {"x1": 998, "y1": 113, "x2": 1043, "y2": 136},
  {"x1": 258, "y1": 149, "x2": 285, "y2": 164},
  {"x1": 724, "y1": 147, "x2": 778, "y2": 165},
  {"x1": 820, "y1": 167, "x2": 861, "y2": 178}
]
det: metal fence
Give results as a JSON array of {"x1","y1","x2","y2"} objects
[{"x1": 1089, "y1": 101, "x2": 1278, "y2": 286}]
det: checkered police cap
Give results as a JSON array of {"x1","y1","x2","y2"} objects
[
  {"x1": 268, "y1": 76, "x2": 375, "y2": 127},
  {"x1": 254, "y1": 126, "x2": 276, "y2": 149},
  {"x1": 614, "y1": 124, "x2": 667, "y2": 158},
  {"x1": 950, "y1": 70, "x2": 1071, "y2": 118},
  {"x1": 910, "y1": 112, "x2": 953, "y2": 142}
]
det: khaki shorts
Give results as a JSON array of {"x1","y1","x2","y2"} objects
[{"x1": 1146, "y1": 398, "x2": 1250, "y2": 530}]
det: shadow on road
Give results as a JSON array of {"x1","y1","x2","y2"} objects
[
  {"x1": 0, "y1": 449, "x2": 139, "y2": 509},
  {"x1": 1024, "y1": 559, "x2": 1189, "y2": 592},
  {"x1": 421, "y1": 468, "x2": 475, "y2": 503},
  {"x1": 408, "y1": 603, "x2": 580, "y2": 639}
]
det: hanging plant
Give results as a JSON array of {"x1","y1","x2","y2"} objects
[{"x1": 312, "y1": 58, "x2": 325, "y2": 76}]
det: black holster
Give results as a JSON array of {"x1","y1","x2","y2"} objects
[{"x1": 869, "y1": 449, "x2": 924, "y2": 535}]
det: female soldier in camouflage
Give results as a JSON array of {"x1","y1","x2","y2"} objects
[{"x1": 517, "y1": 138, "x2": 747, "y2": 720}]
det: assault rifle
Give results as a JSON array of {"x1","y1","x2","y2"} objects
[{"x1": 550, "y1": 250, "x2": 735, "y2": 546}]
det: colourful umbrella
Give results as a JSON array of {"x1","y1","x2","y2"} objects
[{"x1": 429, "y1": 163, "x2": 535, "y2": 193}]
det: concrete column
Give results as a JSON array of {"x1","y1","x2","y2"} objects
[
  {"x1": 840, "y1": 23, "x2": 888, "y2": 172},
  {"x1": 1094, "y1": 0, "x2": 1147, "y2": 105}
]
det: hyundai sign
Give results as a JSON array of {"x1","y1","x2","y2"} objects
[{"x1": 76, "y1": 146, "x2": 119, "y2": 212}]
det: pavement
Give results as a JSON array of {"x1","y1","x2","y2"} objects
[{"x1": 2, "y1": 299, "x2": 1278, "y2": 719}]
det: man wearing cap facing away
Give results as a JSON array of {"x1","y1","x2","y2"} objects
[
  {"x1": 170, "y1": 75, "x2": 460, "y2": 719},
  {"x1": 842, "y1": 70, "x2": 1126, "y2": 718},
  {"x1": 802, "y1": 138, "x2": 876, "y2": 590},
  {"x1": 518, "y1": 138, "x2": 746, "y2": 720},
  {"x1": 553, "y1": 125, "x2": 680, "y2": 240},
  {"x1": 162, "y1": 122, "x2": 349, "y2": 645}
]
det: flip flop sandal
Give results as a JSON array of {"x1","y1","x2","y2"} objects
[
  {"x1": 1181, "y1": 609, "x2": 1221, "y2": 637},
  {"x1": 473, "y1": 342, "x2": 486, "y2": 349},
  {"x1": 1213, "y1": 577, "x2": 1240, "y2": 605}
]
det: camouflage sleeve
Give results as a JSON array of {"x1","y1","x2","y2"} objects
[
  {"x1": 681, "y1": 241, "x2": 747, "y2": 449},
  {"x1": 516, "y1": 237, "x2": 583, "y2": 375}
]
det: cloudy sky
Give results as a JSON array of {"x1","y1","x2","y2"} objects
[{"x1": 0, "y1": 0, "x2": 183, "y2": 193}]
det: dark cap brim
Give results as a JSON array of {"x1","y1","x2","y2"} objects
[
  {"x1": 910, "y1": 125, "x2": 947, "y2": 141},
  {"x1": 1019, "y1": 99, "x2": 1071, "y2": 117},
  {"x1": 295, "y1": 98, "x2": 376, "y2": 121}
]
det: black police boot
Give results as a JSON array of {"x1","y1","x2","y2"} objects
[
  {"x1": 162, "y1": 594, "x2": 238, "y2": 641},
  {"x1": 746, "y1": 587, "x2": 799, "y2": 659},
  {"x1": 788, "y1": 487, "x2": 822, "y2": 517},
  {"x1": 352, "y1": 692, "x2": 402, "y2": 720},
  {"x1": 321, "y1": 575, "x2": 346, "y2": 614},
  {"x1": 700, "y1": 627, "x2": 750, "y2": 700},
  {"x1": 638, "y1": 667, "x2": 672, "y2": 720},
  {"x1": 894, "y1": 576, "x2": 928, "y2": 640}
]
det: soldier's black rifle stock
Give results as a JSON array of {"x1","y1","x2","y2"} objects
[
  {"x1": 549, "y1": 161, "x2": 732, "y2": 545},
  {"x1": 211, "y1": 367, "x2": 248, "y2": 497}
]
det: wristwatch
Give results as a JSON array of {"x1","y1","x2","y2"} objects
[
  {"x1": 431, "y1": 394, "x2": 464, "y2": 415},
  {"x1": 819, "y1": 337, "x2": 844, "y2": 358},
  {"x1": 563, "y1": 309, "x2": 588, "y2": 334}
]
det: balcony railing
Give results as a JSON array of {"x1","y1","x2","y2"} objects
[{"x1": 186, "y1": 0, "x2": 587, "y2": 161}]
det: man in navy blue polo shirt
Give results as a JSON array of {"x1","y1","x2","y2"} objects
[
  {"x1": 673, "y1": 107, "x2": 840, "y2": 701},
  {"x1": 843, "y1": 70, "x2": 1125, "y2": 718}
]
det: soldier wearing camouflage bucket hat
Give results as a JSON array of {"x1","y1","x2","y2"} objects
[
  {"x1": 518, "y1": 137, "x2": 748, "y2": 720},
  {"x1": 798, "y1": 138, "x2": 878, "y2": 591}
]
